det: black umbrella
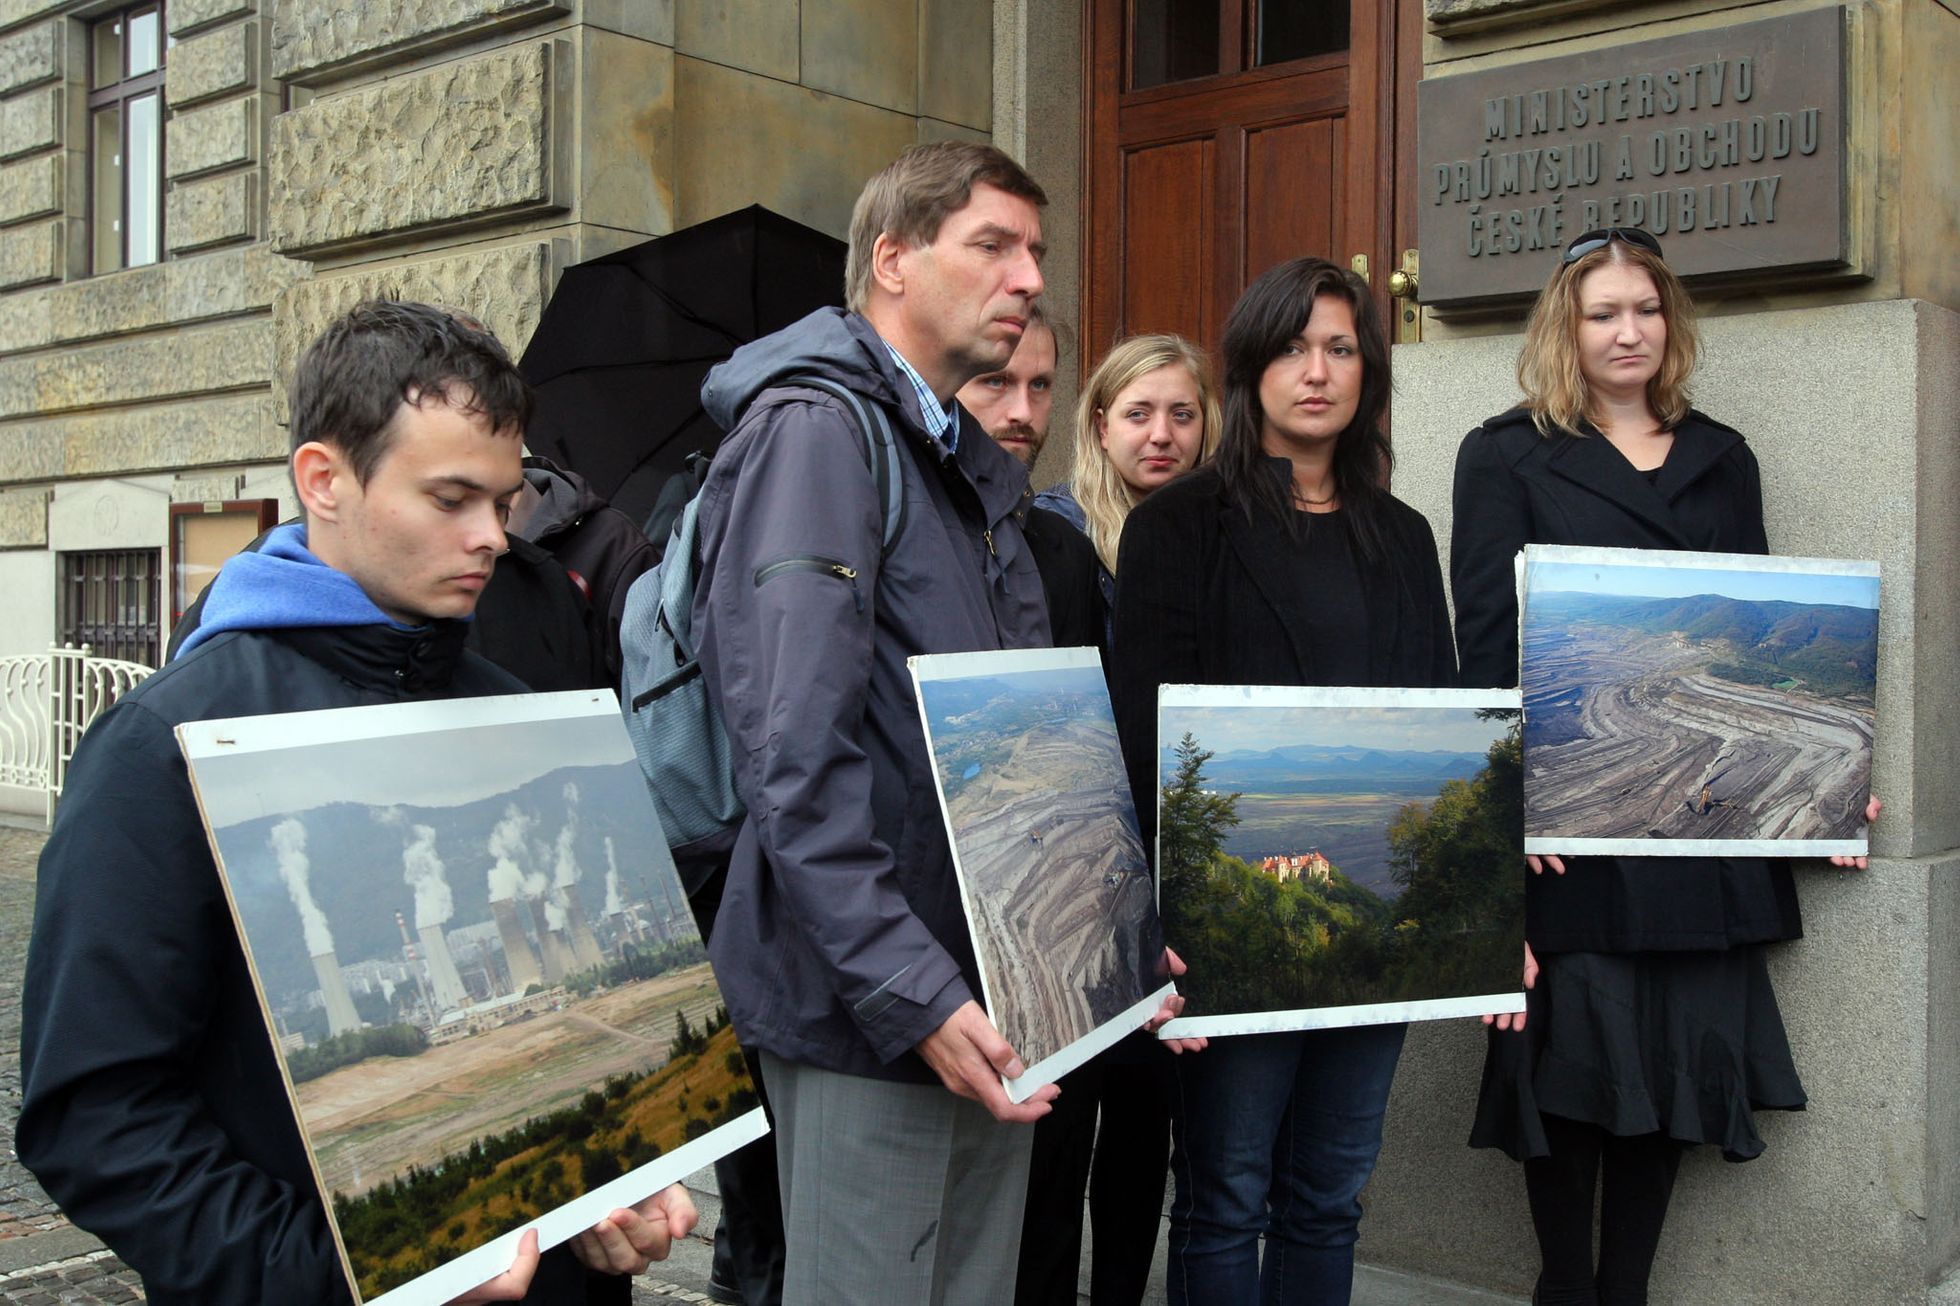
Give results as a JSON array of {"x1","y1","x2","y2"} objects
[{"x1": 519, "y1": 205, "x2": 849, "y2": 524}]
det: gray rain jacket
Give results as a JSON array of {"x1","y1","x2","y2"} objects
[{"x1": 694, "y1": 308, "x2": 1049, "y2": 1080}]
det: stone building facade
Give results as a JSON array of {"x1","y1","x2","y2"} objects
[
  {"x1": 0, "y1": 0, "x2": 992, "y2": 674},
  {"x1": 0, "y1": 0, "x2": 1955, "y2": 1301}
]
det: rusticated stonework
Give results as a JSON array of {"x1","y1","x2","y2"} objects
[
  {"x1": 0, "y1": 85, "x2": 59, "y2": 162},
  {"x1": 0, "y1": 153, "x2": 59, "y2": 226},
  {"x1": 1425, "y1": 0, "x2": 1618, "y2": 34},
  {"x1": 0, "y1": 318, "x2": 271, "y2": 420},
  {"x1": 169, "y1": 0, "x2": 256, "y2": 38},
  {"x1": 0, "y1": 217, "x2": 60, "y2": 290},
  {"x1": 0, "y1": 393, "x2": 280, "y2": 483},
  {"x1": 167, "y1": 172, "x2": 257, "y2": 253},
  {"x1": 167, "y1": 96, "x2": 258, "y2": 180},
  {"x1": 268, "y1": 43, "x2": 562, "y2": 255},
  {"x1": 167, "y1": 21, "x2": 256, "y2": 108},
  {"x1": 0, "y1": 487, "x2": 47, "y2": 548},
  {"x1": 269, "y1": 0, "x2": 567, "y2": 81},
  {"x1": 0, "y1": 1, "x2": 62, "y2": 33},
  {"x1": 273, "y1": 242, "x2": 552, "y2": 419},
  {"x1": 0, "y1": 246, "x2": 303, "y2": 355},
  {"x1": 0, "y1": 20, "x2": 58, "y2": 96}
]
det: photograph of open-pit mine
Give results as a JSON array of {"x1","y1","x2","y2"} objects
[
  {"x1": 1520, "y1": 545, "x2": 1879, "y2": 857},
  {"x1": 1153, "y1": 685, "x2": 1526, "y2": 1040},
  {"x1": 179, "y1": 692, "x2": 767, "y2": 1306},
  {"x1": 912, "y1": 648, "x2": 1171, "y2": 1100}
]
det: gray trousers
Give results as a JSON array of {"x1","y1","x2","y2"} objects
[{"x1": 760, "y1": 1050, "x2": 1035, "y2": 1305}]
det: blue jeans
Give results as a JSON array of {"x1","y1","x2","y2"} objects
[{"x1": 1167, "y1": 1024, "x2": 1408, "y2": 1306}]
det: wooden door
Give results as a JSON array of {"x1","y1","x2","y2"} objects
[{"x1": 1083, "y1": 0, "x2": 1423, "y2": 361}]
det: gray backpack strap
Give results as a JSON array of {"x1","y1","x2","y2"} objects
[{"x1": 794, "y1": 375, "x2": 905, "y2": 558}]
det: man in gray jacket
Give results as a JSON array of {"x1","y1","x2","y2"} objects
[{"x1": 692, "y1": 143, "x2": 1082, "y2": 1301}]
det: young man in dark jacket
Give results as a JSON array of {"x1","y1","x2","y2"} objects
[
  {"x1": 18, "y1": 301, "x2": 693, "y2": 1306},
  {"x1": 692, "y1": 143, "x2": 1182, "y2": 1304}
]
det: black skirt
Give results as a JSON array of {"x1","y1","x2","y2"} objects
[{"x1": 1469, "y1": 946, "x2": 1806, "y2": 1163}]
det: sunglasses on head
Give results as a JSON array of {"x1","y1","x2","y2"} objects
[{"x1": 1562, "y1": 227, "x2": 1663, "y2": 264}]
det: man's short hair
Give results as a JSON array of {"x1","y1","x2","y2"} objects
[
  {"x1": 845, "y1": 142, "x2": 1048, "y2": 313},
  {"x1": 289, "y1": 299, "x2": 533, "y2": 485},
  {"x1": 1022, "y1": 301, "x2": 1070, "y2": 368}
]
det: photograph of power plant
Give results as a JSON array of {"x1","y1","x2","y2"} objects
[
  {"x1": 178, "y1": 692, "x2": 766, "y2": 1305},
  {"x1": 1154, "y1": 686, "x2": 1526, "y2": 1040},
  {"x1": 912, "y1": 648, "x2": 1172, "y2": 1102},
  {"x1": 1520, "y1": 545, "x2": 1879, "y2": 857}
]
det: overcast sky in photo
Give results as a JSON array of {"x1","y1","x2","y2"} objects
[
  {"x1": 193, "y1": 713, "x2": 637, "y2": 830},
  {"x1": 1162, "y1": 705, "x2": 1510, "y2": 756},
  {"x1": 1528, "y1": 559, "x2": 1879, "y2": 609}
]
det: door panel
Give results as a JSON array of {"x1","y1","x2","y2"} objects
[
  {"x1": 1122, "y1": 139, "x2": 1214, "y2": 344},
  {"x1": 1085, "y1": 0, "x2": 1420, "y2": 367},
  {"x1": 1244, "y1": 115, "x2": 1342, "y2": 288}
]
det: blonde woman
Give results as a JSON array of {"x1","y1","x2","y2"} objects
[
  {"x1": 1016, "y1": 334, "x2": 1218, "y2": 1306},
  {"x1": 1453, "y1": 228, "x2": 1877, "y2": 1306},
  {"x1": 1033, "y1": 334, "x2": 1222, "y2": 633}
]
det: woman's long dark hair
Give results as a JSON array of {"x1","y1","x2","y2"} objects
[{"x1": 1215, "y1": 258, "x2": 1394, "y2": 561}]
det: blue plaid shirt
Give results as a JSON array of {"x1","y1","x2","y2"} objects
[{"x1": 883, "y1": 342, "x2": 959, "y2": 455}]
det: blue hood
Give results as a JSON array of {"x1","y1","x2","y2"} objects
[
  {"x1": 175, "y1": 523, "x2": 421, "y2": 660},
  {"x1": 702, "y1": 308, "x2": 911, "y2": 433}
]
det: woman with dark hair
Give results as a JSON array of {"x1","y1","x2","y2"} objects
[
  {"x1": 1110, "y1": 257, "x2": 1455, "y2": 1305},
  {"x1": 1453, "y1": 229, "x2": 1876, "y2": 1306}
]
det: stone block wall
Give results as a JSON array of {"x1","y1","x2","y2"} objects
[
  {"x1": 0, "y1": 10, "x2": 71, "y2": 291},
  {"x1": 0, "y1": 0, "x2": 1000, "y2": 665},
  {"x1": 0, "y1": 1, "x2": 289, "y2": 666}
]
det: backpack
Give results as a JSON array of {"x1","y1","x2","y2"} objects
[{"x1": 619, "y1": 376, "x2": 905, "y2": 887}]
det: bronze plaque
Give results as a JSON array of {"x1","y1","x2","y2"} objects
[{"x1": 1416, "y1": 7, "x2": 1847, "y2": 306}]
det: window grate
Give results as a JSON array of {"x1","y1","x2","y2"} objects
[{"x1": 59, "y1": 549, "x2": 162, "y2": 667}]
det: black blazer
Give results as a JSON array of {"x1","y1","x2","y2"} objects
[
  {"x1": 1111, "y1": 461, "x2": 1457, "y2": 842},
  {"x1": 1024, "y1": 503, "x2": 1107, "y2": 652},
  {"x1": 1450, "y1": 406, "x2": 1800, "y2": 952}
]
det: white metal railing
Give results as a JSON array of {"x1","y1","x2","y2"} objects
[{"x1": 0, "y1": 644, "x2": 153, "y2": 824}]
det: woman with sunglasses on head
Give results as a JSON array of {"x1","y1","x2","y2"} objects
[
  {"x1": 1111, "y1": 258, "x2": 1454, "y2": 1305},
  {"x1": 1453, "y1": 228, "x2": 1877, "y2": 1306}
]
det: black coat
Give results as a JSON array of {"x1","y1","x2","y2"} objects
[
  {"x1": 17, "y1": 622, "x2": 622, "y2": 1305},
  {"x1": 1450, "y1": 406, "x2": 1800, "y2": 951},
  {"x1": 1023, "y1": 503, "x2": 1107, "y2": 652},
  {"x1": 1110, "y1": 461, "x2": 1457, "y2": 842}
]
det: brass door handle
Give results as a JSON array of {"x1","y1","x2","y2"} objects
[{"x1": 1388, "y1": 267, "x2": 1418, "y2": 299}]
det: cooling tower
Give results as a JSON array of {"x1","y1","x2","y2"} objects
[
  {"x1": 418, "y1": 924, "x2": 469, "y2": 1013},
  {"x1": 310, "y1": 951, "x2": 361, "y2": 1037},
  {"x1": 565, "y1": 898, "x2": 606, "y2": 973},
  {"x1": 490, "y1": 898, "x2": 543, "y2": 993},
  {"x1": 538, "y1": 927, "x2": 575, "y2": 986},
  {"x1": 521, "y1": 902, "x2": 568, "y2": 980}
]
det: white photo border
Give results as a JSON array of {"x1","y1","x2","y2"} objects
[
  {"x1": 1153, "y1": 684, "x2": 1525, "y2": 1040},
  {"x1": 1520, "y1": 544, "x2": 1878, "y2": 858},
  {"x1": 180, "y1": 690, "x2": 768, "y2": 1306},
  {"x1": 909, "y1": 645, "x2": 1170, "y2": 1104}
]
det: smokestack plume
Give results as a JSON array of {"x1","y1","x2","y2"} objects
[
  {"x1": 271, "y1": 818, "x2": 360, "y2": 1037},
  {"x1": 402, "y1": 824, "x2": 455, "y2": 931},
  {"x1": 486, "y1": 804, "x2": 533, "y2": 904},
  {"x1": 270, "y1": 818, "x2": 333, "y2": 957},
  {"x1": 604, "y1": 838, "x2": 624, "y2": 917}
]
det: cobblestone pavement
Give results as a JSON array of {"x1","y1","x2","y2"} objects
[{"x1": 0, "y1": 822, "x2": 150, "y2": 1303}]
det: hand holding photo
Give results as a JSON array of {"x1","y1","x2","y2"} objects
[
  {"x1": 910, "y1": 647, "x2": 1174, "y2": 1102},
  {"x1": 1520, "y1": 544, "x2": 1879, "y2": 857}
]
